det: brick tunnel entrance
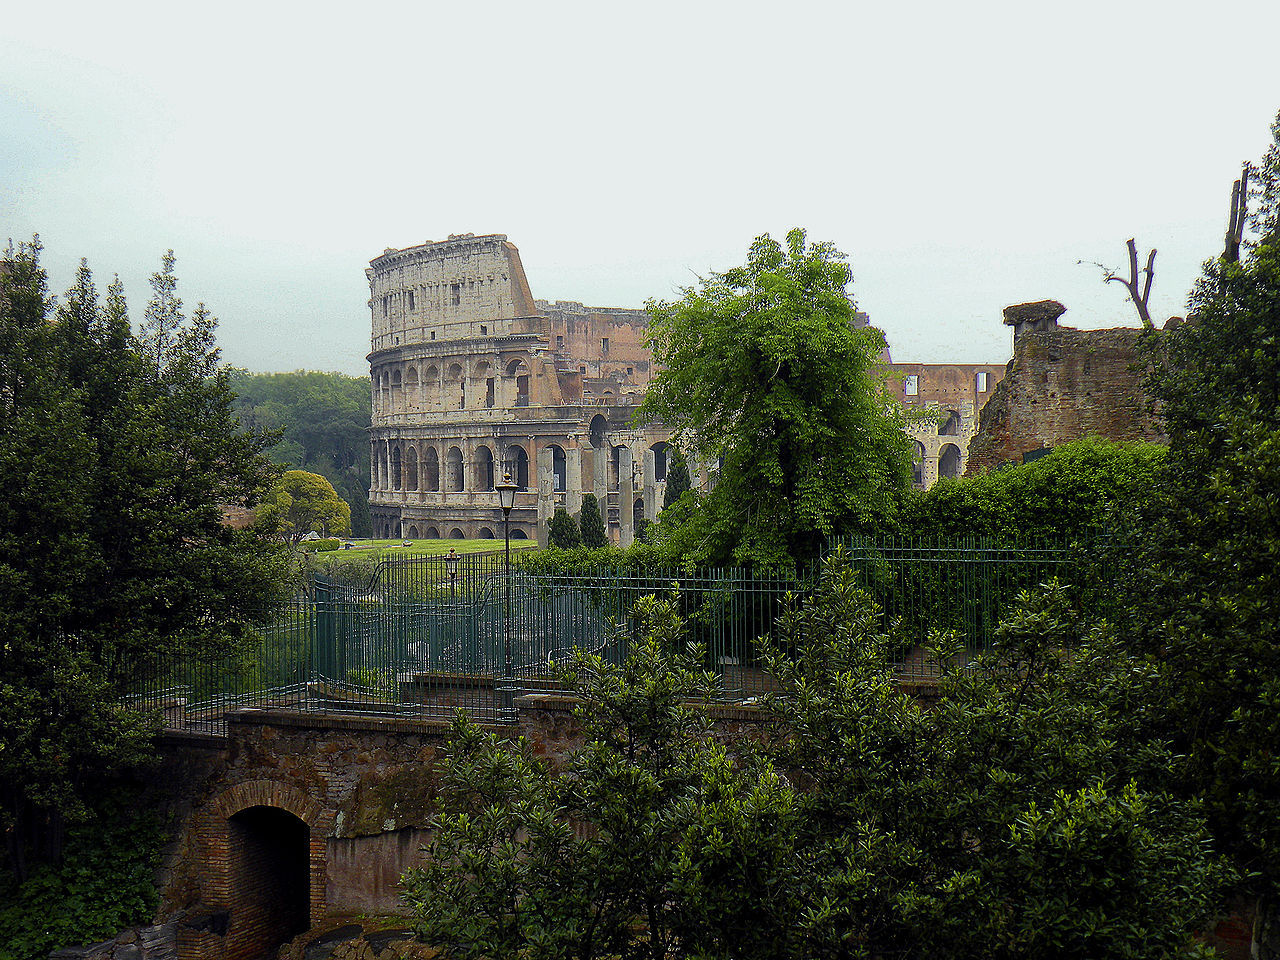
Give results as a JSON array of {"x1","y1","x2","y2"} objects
[{"x1": 227, "y1": 805, "x2": 311, "y2": 960}]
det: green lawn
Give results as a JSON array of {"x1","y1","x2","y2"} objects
[{"x1": 319, "y1": 538, "x2": 537, "y2": 564}]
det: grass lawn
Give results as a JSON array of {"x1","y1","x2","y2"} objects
[{"x1": 316, "y1": 538, "x2": 538, "y2": 565}]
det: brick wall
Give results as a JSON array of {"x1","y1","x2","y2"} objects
[{"x1": 965, "y1": 326, "x2": 1165, "y2": 474}]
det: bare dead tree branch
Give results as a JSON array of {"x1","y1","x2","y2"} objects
[
  {"x1": 1102, "y1": 239, "x2": 1156, "y2": 329},
  {"x1": 1224, "y1": 161, "x2": 1250, "y2": 262}
]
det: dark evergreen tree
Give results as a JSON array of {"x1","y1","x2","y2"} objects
[
  {"x1": 548, "y1": 507, "x2": 582, "y2": 549},
  {"x1": 0, "y1": 240, "x2": 290, "y2": 882},
  {"x1": 661, "y1": 448, "x2": 692, "y2": 510},
  {"x1": 577, "y1": 493, "x2": 608, "y2": 548}
]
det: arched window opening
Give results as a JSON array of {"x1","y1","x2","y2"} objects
[
  {"x1": 390, "y1": 369, "x2": 403, "y2": 412},
  {"x1": 939, "y1": 410, "x2": 961, "y2": 436},
  {"x1": 651, "y1": 441, "x2": 669, "y2": 482},
  {"x1": 449, "y1": 528, "x2": 466, "y2": 540},
  {"x1": 405, "y1": 367, "x2": 420, "y2": 409},
  {"x1": 425, "y1": 526, "x2": 441, "y2": 539},
  {"x1": 912, "y1": 441, "x2": 926, "y2": 488},
  {"x1": 405, "y1": 446, "x2": 419, "y2": 491},
  {"x1": 476, "y1": 362, "x2": 494, "y2": 408},
  {"x1": 424, "y1": 447, "x2": 440, "y2": 492},
  {"x1": 407, "y1": 525, "x2": 420, "y2": 539},
  {"x1": 939, "y1": 443, "x2": 962, "y2": 479},
  {"x1": 478, "y1": 527, "x2": 495, "y2": 539},
  {"x1": 510, "y1": 529, "x2": 529, "y2": 540},
  {"x1": 549, "y1": 444, "x2": 566, "y2": 492},
  {"x1": 589, "y1": 414, "x2": 608, "y2": 449},
  {"x1": 446, "y1": 447, "x2": 465, "y2": 492},
  {"x1": 506, "y1": 446, "x2": 530, "y2": 490},
  {"x1": 507, "y1": 359, "x2": 530, "y2": 407},
  {"x1": 475, "y1": 445, "x2": 495, "y2": 492},
  {"x1": 633, "y1": 497, "x2": 645, "y2": 533},
  {"x1": 449, "y1": 363, "x2": 465, "y2": 410},
  {"x1": 391, "y1": 447, "x2": 403, "y2": 491}
]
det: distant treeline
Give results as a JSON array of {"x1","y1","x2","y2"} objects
[{"x1": 229, "y1": 369, "x2": 372, "y2": 537}]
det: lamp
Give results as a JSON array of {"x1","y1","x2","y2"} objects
[
  {"x1": 445, "y1": 547, "x2": 459, "y2": 604},
  {"x1": 493, "y1": 471, "x2": 519, "y2": 718}
]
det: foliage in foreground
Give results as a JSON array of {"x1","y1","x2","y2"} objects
[
  {"x1": 405, "y1": 556, "x2": 1227, "y2": 960},
  {"x1": 0, "y1": 783, "x2": 164, "y2": 960},
  {"x1": 0, "y1": 240, "x2": 291, "y2": 883}
]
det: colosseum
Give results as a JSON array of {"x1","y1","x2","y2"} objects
[{"x1": 367, "y1": 233, "x2": 678, "y2": 544}]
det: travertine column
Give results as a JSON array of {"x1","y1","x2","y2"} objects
[
  {"x1": 619, "y1": 447, "x2": 635, "y2": 547},
  {"x1": 592, "y1": 446, "x2": 608, "y2": 505},
  {"x1": 536, "y1": 447, "x2": 554, "y2": 549},
  {"x1": 643, "y1": 447, "x2": 658, "y2": 521},
  {"x1": 565, "y1": 446, "x2": 583, "y2": 516}
]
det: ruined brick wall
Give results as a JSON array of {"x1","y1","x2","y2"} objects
[{"x1": 965, "y1": 326, "x2": 1165, "y2": 474}]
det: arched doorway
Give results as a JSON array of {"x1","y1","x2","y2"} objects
[
  {"x1": 475, "y1": 445, "x2": 495, "y2": 491},
  {"x1": 939, "y1": 410, "x2": 961, "y2": 436},
  {"x1": 548, "y1": 444, "x2": 566, "y2": 492},
  {"x1": 506, "y1": 446, "x2": 529, "y2": 490},
  {"x1": 224, "y1": 804, "x2": 314, "y2": 960},
  {"x1": 939, "y1": 443, "x2": 962, "y2": 479}
]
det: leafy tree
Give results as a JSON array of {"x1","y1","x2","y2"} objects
[
  {"x1": 637, "y1": 229, "x2": 911, "y2": 567},
  {"x1": 577, "y1": 493, "x2": 608, "y2": 548},
  {"x1": 1127, "y1": 219, "x2": 1280, "y2": 953},
  {"x1": 405, "y1": 559, "x2": 1227, "y2": 960},
  {"x1": 258, "y1": 469, "x2": 352, "y2": 541},
  {"x1": 547, "y1": 507, "x2": 583, "y2": 549},
  {"x1": 0, "y1": 240, "x2": 290, "y2": 883},
  {"x1": 661, "y1": 448, "x2": 692, "y2": 511},
  {"x1": 405, "y1": 596, "x2": 795, "y2": 960},
  {"x1": 228, "y1": 370, "x2": 373, "y2": 537}
]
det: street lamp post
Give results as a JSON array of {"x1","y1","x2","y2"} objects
[
  {"x1": 495, "y1": 471, "x2": 519, "y2": 719},
  {"x1": 445, "y1": 547, "x2": 459, "y2": 605}
]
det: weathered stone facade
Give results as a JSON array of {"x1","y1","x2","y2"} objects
[
  {"x1": 367, "y1": 234, "x2": 678, "y2": 545},
  {"x1": 885, "y1": 362, "x2": 1007, "y2": 487},
  {"x1": 965, "y1": 301, "x2": 1166, "y2": 474}
]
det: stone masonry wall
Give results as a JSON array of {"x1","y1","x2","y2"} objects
[{"x1": 965, "y1": 326, "x2": 1165, "y2": 474}]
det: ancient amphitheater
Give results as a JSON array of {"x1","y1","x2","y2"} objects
[{"x1": 367, "y1": 233, "x2": 677, "y2": 545}]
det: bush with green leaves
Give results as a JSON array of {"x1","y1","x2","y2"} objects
[
  {"x1": 0, "y1": 784, "x2": 164, "y2": 960},
  {"x1": 405, "y1": 555, "x2": 1227, "y2": 960}
]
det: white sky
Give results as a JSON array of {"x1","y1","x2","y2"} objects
[{"x1": 3, "y1": 1, "x2": 1278, "y2": 376}]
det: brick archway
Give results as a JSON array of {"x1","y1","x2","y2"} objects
[{"x1": 201, "y1": 779, "x2": 334, "y2": 950}]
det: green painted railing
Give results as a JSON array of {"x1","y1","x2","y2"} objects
[{"x1": 134, "y1": 538, "x2": 1095, "y2": 733}]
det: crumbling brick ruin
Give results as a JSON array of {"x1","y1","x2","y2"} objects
[
  {"x1": 367, "y1": 234, "x2": 677, "y2": 544},
  {"x1": 964, "y1": 300, "x2": 1166, "y2": 474},
  {"x1": 886, "y1": 361, "x2": 1008, "y2": 487}
]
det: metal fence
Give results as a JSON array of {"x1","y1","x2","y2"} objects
[{"x1": 135, "y1": 539, "x2": 1093, "y2": 733}]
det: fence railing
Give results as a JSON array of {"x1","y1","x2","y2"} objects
[{"x1": 134, "y1": 538, "x2": 1095, "y2": 734}]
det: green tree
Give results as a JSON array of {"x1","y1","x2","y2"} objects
[
  {"x1": 405, "y1": 596, "x2": 796, "y2": 960},
  {"x1": 661, "y1": 448, "x2": 692, "y2": 511},
  {"x1": 547, "y1": 507, "x2": 583, "y2": 549},
  {"x1": 258, "y1": 469, "x2": 352, "y2": 541},
  {"x1": 577, "y1": 493, "x2": 608, "y2": 548},
  {"x1": 0, "y1": 240, "x2": 290, "y2": 885},
  {"x1": 1127, "y1": 217, "x2": 1280, "y2": 953},
  {"x1": 404, "y1": 559, "x2": 1227, "y2": 960},
  {"x1": 228, "y1": 369, "x2": 373, "y2": 537},
  {"x1": 637, "y1": 229, "x2": 910, "y2": 567}
]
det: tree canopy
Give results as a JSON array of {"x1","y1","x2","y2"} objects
[
  {"x1": 547, "y1": 507, "x2": 583, "y2": 549},
  {"x1": 0, "y1": 240, "x2": 290, "y2": 884},
  {"x1": 229, "y1": 369, "x2": 372, "y2": 537},
  {"x1": 637, "y1": 229, "x2": 910, "y2": 567},
  {"x1": 258, "y1": 469, "x2": 352, "y2": 541},
  {"x1": 577, "y1": 493, "x2": 608, "y2": 549}
]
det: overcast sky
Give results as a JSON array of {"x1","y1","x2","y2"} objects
[{"x1": 3, "y1": 1, "x2": 1278, "y2": 377}]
